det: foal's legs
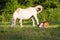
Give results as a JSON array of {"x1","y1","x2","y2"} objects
[{"x1": 19, "y1": 19, "x2": 23, "y2": 27}]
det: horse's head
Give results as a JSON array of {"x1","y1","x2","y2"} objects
[{"x1": 34, "y1": 5, "x2": 43, "y2": 13}]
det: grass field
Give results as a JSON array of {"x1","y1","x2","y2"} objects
[{"x1": 0, "y1": 25, "x2": 60, "y2": 40}]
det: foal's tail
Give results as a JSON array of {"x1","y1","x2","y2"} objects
[{"x1": 11, "y1": 18, "x2": 16, "y2": 27}]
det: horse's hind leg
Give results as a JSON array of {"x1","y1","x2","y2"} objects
[
  {"x1": 19, "y1": 19, "x2": 23, "y2": 27},
  {"x1": 11, "y1": 18, "x2": 16, "y2": 27}
]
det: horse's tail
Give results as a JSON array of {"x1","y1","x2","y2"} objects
[
  {"x1": 11, "y1": 8, "x2": 21, "y2": 27},
  {"x1": 11, "y1": 18, "x2": 16, "y2": 27},
  {"x1": 15, "y1": 8, "x2": 22, "y2": 13}
]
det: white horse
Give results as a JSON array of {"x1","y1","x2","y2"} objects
[{"x1": 11, "y1": 5, "x2": 43, "y2": 27}]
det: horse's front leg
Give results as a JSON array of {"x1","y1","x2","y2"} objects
[
  {"x1": 32, "y1": 17, "x2": 35, "y2": 26},
  {"x1": 34, "y1": 15, "x2": 39, "y2": 26},
  {"x1": 19, "y1": 19, "x2": 23, "y2": 27}
]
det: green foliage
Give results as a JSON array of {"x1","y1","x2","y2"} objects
[
  {"x1": 0, "y1": 0, "x2": 19, "y2": 22},
  {"x1": 38, "y1": 8, "x2": 60, "y2": 24},
  {"x1": 0, "y1": 0, "x2": 60, "y2": 24}
]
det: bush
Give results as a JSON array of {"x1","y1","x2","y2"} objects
[{"x1": 0, "y1": 0, "x2": 60, "y2": 25}]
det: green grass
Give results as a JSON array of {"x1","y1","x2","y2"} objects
[{"x1": 0, "y1": 25, "x2": 60, "y2": 40}]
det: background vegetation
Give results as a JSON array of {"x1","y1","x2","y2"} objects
[
  {"x1": 0, "y1": 0, "x2": 60, "y2": 40},
  {"x1": 0, "y1": 0, "x2": 60, "y2": 24}
]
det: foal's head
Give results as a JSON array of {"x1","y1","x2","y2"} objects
[
  {"x1": 43, "y1": 21, "x2": 49, "y2": 28},
  {"x1": 34, "y1": 5, "x2": 43, "y2": 13}
]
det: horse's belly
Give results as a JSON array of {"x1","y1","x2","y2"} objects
[
  {"x1": 21, "y1": 16, "x2": 31, "y2": 19},
  {"x1": 18, "y1": 12, "x2": 32, "y2": 19}
]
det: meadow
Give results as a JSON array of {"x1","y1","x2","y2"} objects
[
  {"x1": 0, "y1": 0, "x2": 60, "y2": 40},
  {"x1": 0, "y1": 24, "x2": 60, "y2": 40}
]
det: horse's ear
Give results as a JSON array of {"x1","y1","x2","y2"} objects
[
  {"x1": 37, "y1": 8, "x2": 41, "y2": 12},
  {"x1": 34, "y1": 5, "x2": 43, "y2": 13}
]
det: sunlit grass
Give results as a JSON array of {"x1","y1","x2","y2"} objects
[
  {"x1": 0, "y1": 24, "x2": 60, "y2": 40},
  {"x1": 0, "y1": 24, "x2": 60, "y2": 28}
]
